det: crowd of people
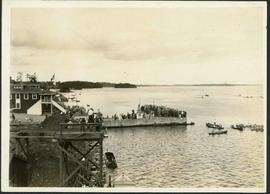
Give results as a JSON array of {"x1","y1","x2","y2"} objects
[
  {"x1": 140, "y1": 104, "x2": 186, "y2": 118},
  {"x1": 113, "y1": 109, "x2": 137, "y2": 120},
  {"x1": 111, "y1": 104, "x2": 186, "y2": 120}
]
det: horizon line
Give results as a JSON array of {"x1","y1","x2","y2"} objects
[{"x1": 31, "y1": 80, "x2": 263, "y2": 86}]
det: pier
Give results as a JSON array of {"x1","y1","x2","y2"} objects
[
  {"x1": 103, "y1": 117, "x2": 187, "y2": 128},
  {"x1": 10, "y1": 123, "x2": 106, "y2": 187}
]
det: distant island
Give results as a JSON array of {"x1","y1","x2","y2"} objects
[
  {"x1": 114, "y1": 83, "x2": 137, "y2": 88},
  {"x1": 55, "y1": 81, "x2": 136, "y2": 92}
]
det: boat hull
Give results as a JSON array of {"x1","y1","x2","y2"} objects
[{"x1": 209, "y1": 130, "x2": 227, "y2": 135}]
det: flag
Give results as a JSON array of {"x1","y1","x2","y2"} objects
[{"x1": 50, "y1": 73, "x2": 55, "y2": 82}]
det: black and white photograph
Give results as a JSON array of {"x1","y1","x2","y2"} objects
[{"x1": 2, "y1": 0, "x2": 266, "y2": 192}]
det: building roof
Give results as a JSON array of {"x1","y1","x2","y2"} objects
[
  {"x1": 10, "y1": 113, "x2": 46, "y2": 124},
  {"x1": 39, "y1": 90, "x2": 57, "y2": 95},
  {"x1": 10, "y1": 87, "x2": 42, "y2": 94},
  {"x1": 11, "y1": 81, "x2": 40, "y2": 85},
  {"x1": 10, "y1": 87, "x2": 56, "y2": 96}
]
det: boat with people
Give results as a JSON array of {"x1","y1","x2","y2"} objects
[
  {"x1": 209, "y1": 129, "x2": 228, "y2": 135},
  {"x1": 105, "y1": 152, "x2": 117, "y2": 169},
  {"x1": 250, "y1": 124, "x2": 264, "y2": 132},
  {"x1": 186, "y1": 121, "x2": 195, "y2": 125},
  {"x1": 206, "y1": 122, "x2": 224, "y2": 129},
  {"x1": 231, "y1": 124, "x2": 244, "y2": 131},
  {"x1": 103, "y1": 104, "x2": 189, "y2": 128}
]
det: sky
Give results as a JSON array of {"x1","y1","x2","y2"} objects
[{"x1": 10, "y1": 5, "x2": 266, "y2": 85}]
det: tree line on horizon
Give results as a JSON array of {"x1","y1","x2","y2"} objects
[
  {"x1": 10, "y1": 72, "x2": 137, "y2": 91},
  {"x1": 57, "y1": 81, "x2": 137, "y2": 92}
]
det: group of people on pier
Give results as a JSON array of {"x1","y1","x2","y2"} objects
[
  {"x1": 140, "y1": 104, "x2": 186, "y2": 118},
  {"x1": 65, "y1": 104, "x2": 186, "y2": 123},
  {"x1": 65, "y1": 105, "x2": 103, "y2": 124},
  {"x1": 111, "y1": 104, "x2": 186, "y2": 120},
  {"x1": 113, "y1": 110, "x2": 137, "y2": 120}
]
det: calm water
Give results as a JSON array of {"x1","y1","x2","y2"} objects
[{"x1": 64, "y1": 86, "x2": 265, "y2": 188}]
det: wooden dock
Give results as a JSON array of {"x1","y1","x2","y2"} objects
[{"x1": 10, "y1": 123, "x2": 106, "y2": 187}]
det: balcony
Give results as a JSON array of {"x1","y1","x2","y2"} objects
[{"x1": 41, "y1": 96, "x2": 52, "y2": 103}]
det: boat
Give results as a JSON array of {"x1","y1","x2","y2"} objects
[
  {"x1": 209, "y1": 129, "x2": 228, "y2": 135},
  {"x1": 105, "y1": 152, "x2": 117, "y2": 169},
  {"x1": 186, "y1": 121, "x2": 195, "y2": 125},
  {"x1": 103, "y1": 116, "x2": 187, "y2": 128},
  {"x1": 206, "y1": 122, "x2": 224, "y2": 129},
  {"x1": 250, "y1": 125, "x2": 264, "y2": 132},
  {"x1": 231, "y1": 124, "x2": 244, "y2": 131}
]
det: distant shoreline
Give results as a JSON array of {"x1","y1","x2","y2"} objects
[
  {"x1": 137, "y1": 84, "x2": 262, "y2": 87},
  {"x1": 39, "y1": 80, "x2": 262, "y2": 91}
]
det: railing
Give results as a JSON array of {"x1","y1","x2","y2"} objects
[
  {"x1": 59, "y1": 122, "x2": 104, "y2": 140},
  {"x1": 41, "y1": 98, "x2": 51, "y2": 103}
]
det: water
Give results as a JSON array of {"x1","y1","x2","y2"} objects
[{"x1": 64, "y1": 86, "x2": 265, "y2": 188}]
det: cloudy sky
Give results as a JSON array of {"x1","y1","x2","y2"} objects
[{"x1": 10, "y1": 5, "x2": 266, "y2": 84}]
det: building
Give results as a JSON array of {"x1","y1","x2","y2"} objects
[{"x1": 10, "y1": 81, "x2": 66, "y2": 115}]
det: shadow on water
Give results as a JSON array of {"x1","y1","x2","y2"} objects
[{"x1": 108, "y1": 125, "x2": 187, "y2": 133}]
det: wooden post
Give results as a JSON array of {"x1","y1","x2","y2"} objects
[
  {"x1": 25, "y1": 138, "x2": 29, "y2": 159},
  {"x1": 59, "y1": 142, "x2": 63, "y2": 186},
  {"x1": 99, "y1": 139, "x2": 103, "y2": 187},
  {"x1": 15, "y1": 138, "x2": 19, "y2": 155},
  {"x1": 108, "y1": 175, "x2": 111, "y2": 187}
]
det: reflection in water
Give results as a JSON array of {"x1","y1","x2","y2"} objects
[
  {"x1": 64, "y1": 86, "x2": 264, "y2": 188},
  {"x1": 104, "y1": 126, "x2": 264, "y2": 188}
]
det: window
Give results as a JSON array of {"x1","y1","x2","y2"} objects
[
  {"x1": 10, "y1": 94, "x2": 12, "y2": 100},
  {"x1": 32, "y1": 93, "x2": 38, "y2": 100},
  {"x1": 16, "y1": 103, "x2": 20, "y2": 109},
  {"x1": 42, "y1": 96, "x2": 51, "y2": 102},
  {"x1": 16, "y1": 94, "x2": 20, "y2": 99},
  {"x1": 24, "y1": 94, "x2": 29, "y2": 100},
  {"x1": 14, "y1": 86, "x2": 22, "y2": 89}
]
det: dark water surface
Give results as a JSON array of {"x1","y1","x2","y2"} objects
[{"x1": 65, "y1": 86, "x2": 265, "y2": 188}]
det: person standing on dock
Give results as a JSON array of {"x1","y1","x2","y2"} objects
[
  {"x1": 11, "y1": 113, "x2": 15, "y2": 123},
  {"x1": 87, "y1": 107, "x2": 94, "y2": 123}
]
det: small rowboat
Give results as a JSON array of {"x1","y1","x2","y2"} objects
[
  {"x1": 231, "y1": 124, "x2": 244, "y2": 131},
  {"x1": 105, "y1": 152, "x2": 117, "y2": 169},
  {"x1": 209, "y1": 129, "x2": 227, "y2": 135}
]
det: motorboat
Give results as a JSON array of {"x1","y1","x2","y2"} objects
[
  {"x1": 206, "y1": 122, "x2": 224, "y2": 129},
  {"x1": 231, "y1": 124, "x2": 244, "y2": 131}
]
